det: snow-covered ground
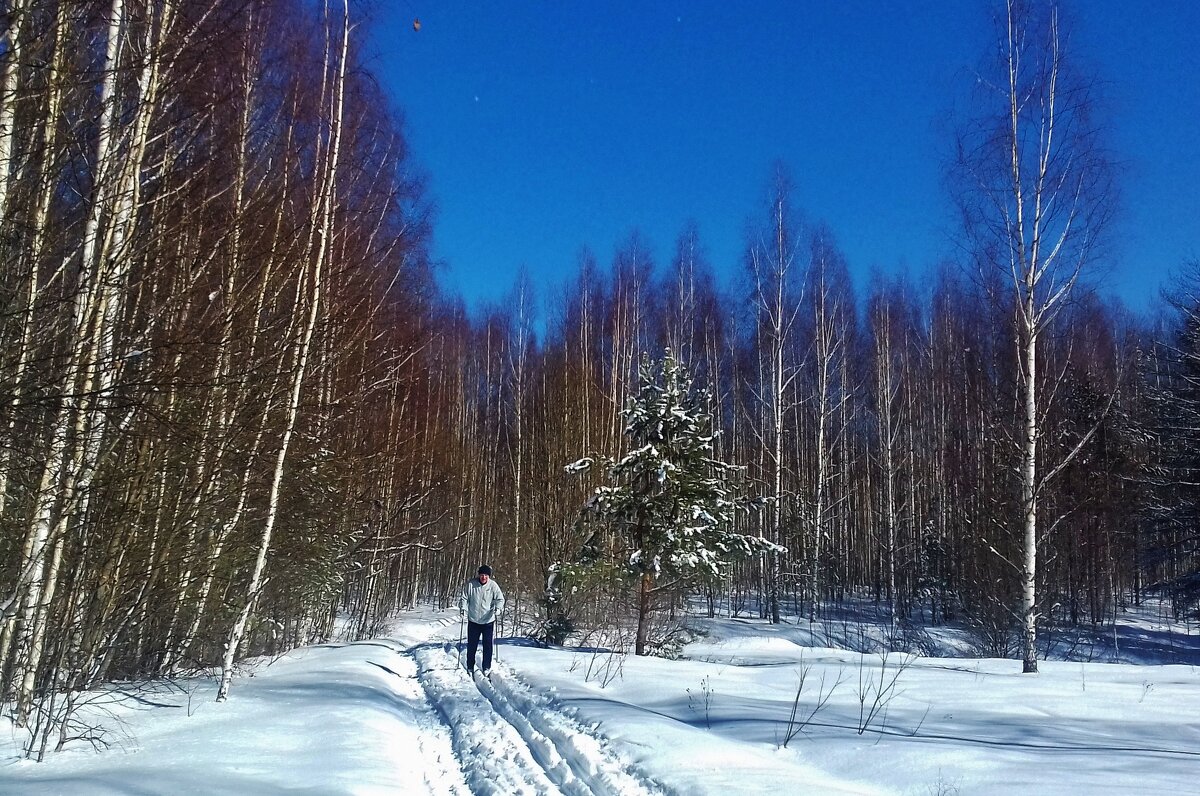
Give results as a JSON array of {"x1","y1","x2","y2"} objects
[{"x1": 3, "y1": 603, "x2": 1199, "y2": 794}]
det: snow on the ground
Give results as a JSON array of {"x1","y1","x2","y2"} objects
[
  {"x1": 412, "y1": 642, "x2": 661, "y2": 795},
  {"x1": 3, "y1": 602, "x2": 1199, "y2": 794},
  {"x1": 1, "y1": 611, "x2": 468, "y2": 794},
  {"x1": 509, "y1": 616, "x2": 1200, "y2": 795}
]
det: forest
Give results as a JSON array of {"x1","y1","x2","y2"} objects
[{"x1": 0, "y1": 0, "x2": 1197, "y2": 758}]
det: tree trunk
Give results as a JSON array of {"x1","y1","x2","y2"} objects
[
  {"x1": 1020, "y1": 307, "x2": 1039, "y2": 673},
  {"x1": 635, "y1": 571, "x2": 652, "y2": 656}
]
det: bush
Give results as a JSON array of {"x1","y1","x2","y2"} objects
[{"x1": 537, "y1": 614, "x2": 575, "y2": 646}]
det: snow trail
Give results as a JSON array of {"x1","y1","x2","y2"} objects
[
  {"x1": 413, "y1": 643, "x2": 664, "y2": 796},
  {"x1": 477, "y1": 662, "x2": 667, "y2": 796},
  {"x1": 415, "y1": 642, "x2": 563, "y2": 795}
]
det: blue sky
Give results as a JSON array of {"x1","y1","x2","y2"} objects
[{"x1": 368, "y1": 1, "x2": 1200, "y2": 315}]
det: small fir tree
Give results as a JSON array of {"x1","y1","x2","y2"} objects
[{"x1": 562, "y1": 351, "x2": 781, "y2": 655}]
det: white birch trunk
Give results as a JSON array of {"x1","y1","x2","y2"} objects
[
  {"x1": 1020, "y1": 304, "x2": 1039, "y2": 673},
  {"x1": 0, "y1": 1, "x2": 66, "y2": 521},
  {"x1": 0, "y1": 0, "x2": 26, "y2": 227},
  {"x1": 874, "y1": 299, "x2": 899, "y2": 633},
  {"x1": 748, "y1": 180, "x2": 800, "y2": 625},
  {"x1": 161, "y1": 22, "x2": 259, "y2": 670},
  {"x1": 23, "y1": 0, "x2": 173, "y2": 715}
]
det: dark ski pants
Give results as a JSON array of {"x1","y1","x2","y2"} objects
[{"x1": 466, "y1": 620, "x2": 494, "y2": 672}]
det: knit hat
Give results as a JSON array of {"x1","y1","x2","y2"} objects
[{"x1": 478, "y1": 565, "x2": 492, "y2": 577}]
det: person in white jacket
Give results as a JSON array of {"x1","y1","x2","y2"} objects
[{"x1": 459, "y1": 564, "x2": 505, "y2": 675}]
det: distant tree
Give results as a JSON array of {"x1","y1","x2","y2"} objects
[
  {"x1": 799, "y1": 225, "x2": 856, "y2": 622},
  {"x1": 505, "y1": 269, "x2": 538, "y2": 620},
  {"x1": 866, "y1": 270, "x2": 919, "y2": 631},
  {"x1": 659, "y1": 222, "x2": 722, "y2": 378},
  {"x1": 563, "y1": 351, "x2": 781, "y2": 655},
  {"x1": 743, "y1": 164, "x2": 806, "y2": 624}
]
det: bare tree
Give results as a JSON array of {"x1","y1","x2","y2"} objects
[
  {"x1": 506, "y1": 270, "x2": 537, "y2": 620},
  {"x1": 952, "y1": 0, "x2": 1115, "y2": 672},
  {"x1": 744, "y1": 165, "x2": 805, "y2": 623},
  {"x1": 867, "y1": 272, "x2": 913, "y2": 632},
  {"x1": 801, "y1": 226, "x2": 855, "y2": 622}
]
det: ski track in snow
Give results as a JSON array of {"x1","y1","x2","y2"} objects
[
  {"x1": 412, "y1": 640, "x2": 664, "y2": 796},
  {"x1": 371, "y1": 640, "x2": 474, "y2": 795}
]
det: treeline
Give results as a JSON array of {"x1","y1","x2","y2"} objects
[
  {"x1": 426, "y1": 212, "x2": 1145, "y2": 633},
  {"x1": 412, "y1": 177, "x2": 1191, "y2": 658},
  {"x1": 1, "y1": 0, "x2": 1198, "y2": 760}
]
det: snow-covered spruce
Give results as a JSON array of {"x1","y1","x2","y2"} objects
[{"x1": 561, "y1": 350, "x2": 782, "y2": 655}]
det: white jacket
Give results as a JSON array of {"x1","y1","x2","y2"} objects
[{"x1": 460, "y1": 577, "x2": 505, "y2": 624}]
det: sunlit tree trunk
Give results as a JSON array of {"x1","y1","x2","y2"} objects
[{"x1": 870, "y1": 283, "x2": 901, "y2": 632}]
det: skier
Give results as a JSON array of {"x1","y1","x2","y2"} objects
[{"x1": 459, "y1": 564, "x2": 505, "y2": 675}]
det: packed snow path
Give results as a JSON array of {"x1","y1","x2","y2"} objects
[{"x1": 410, "y1": 634, "x2": 665, "y2": 796}]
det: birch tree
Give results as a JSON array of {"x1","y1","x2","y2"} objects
[
  {"x1": 952, "y1": 0, "x2": 1114, "y2": 672},
  {"x1": 744, "y1": 166, "x2": 805, "y2": 623},
  {"x1": 801, "y1": 226, "x2": 855, "y2": 622},
  {"x1": 867, "y1": 273, "x2": 910, "y2": 631},
  {"x1": 1143, "y1": 265, "x2": 1200, "y2": 617},
  {"x1": 506, "y1": 270, "x2": 537, "y2": 618},
  {"x1": 5, "y1": 0, "x2": 164, "y2": 726}
]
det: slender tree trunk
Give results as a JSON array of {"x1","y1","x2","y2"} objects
[
  {"x1": 635, "y1": 571, "x2": 652, "y2": 656},
  {"x1": 1020, "y1": 302, "x2": 1039, "y2": 673}
]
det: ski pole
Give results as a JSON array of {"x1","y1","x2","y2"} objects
[
  {"x1": 459, "y1": 611, "x2": 465, "y2": 669},
  {"x1": 496, "y1": 607, "x2": 505, "y2": 667}
]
